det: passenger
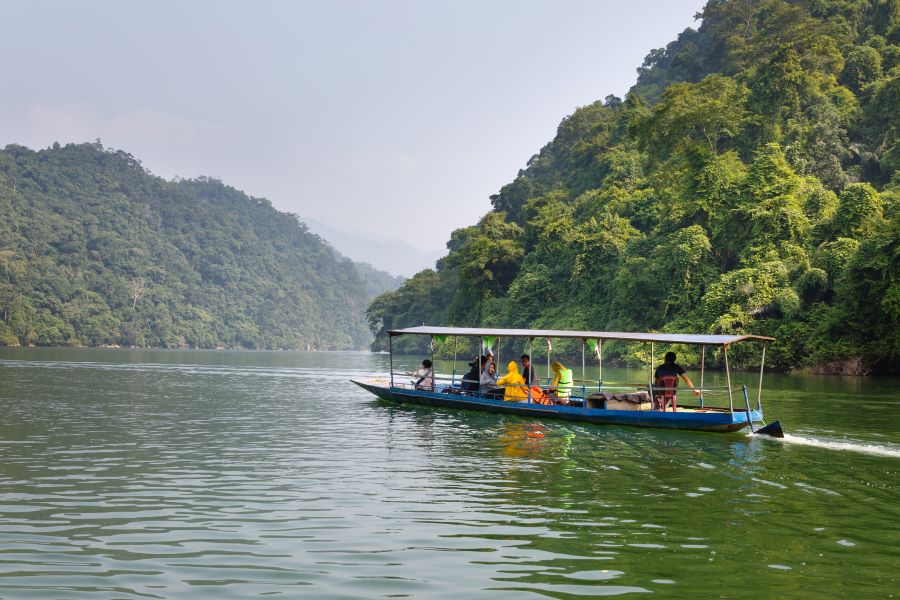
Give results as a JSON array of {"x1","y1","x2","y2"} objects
[
  {"x1": 654, "y1": 352, "x2": 697, "y2": 388},
  {"x1": 461, "y1": 357, "x2": 481, "y2": 393},
  {"x1": 484, "y1": 349, "x2": 495, "y2": 372},
  {"x1": 497, "y1": 360, "x2": 527, "y2": 402},
  {"x1": 480, "y1": 360, "x2": 501, "y2": 399},
  {"x1": 411, "y1": 359, "x2": 434, "y2": 391},
  {"x1": 653, "y1": 352, "x2": 698, "y2": 410},
  {"x1": 549, "y1": 361, "x2": 573, "y2": 403},
  {"x1": 520, "y1": 354, "x2": 539, "y2": 386}
]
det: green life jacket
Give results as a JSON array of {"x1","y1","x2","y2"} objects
[{"x1": 556, "y1": 367, "x2": 573, "y2": 398}]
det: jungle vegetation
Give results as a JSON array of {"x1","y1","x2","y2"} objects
[
  {"x1": 0, "y1": 142, "x2": 402, "y2": 350},
  {"x1": 368, "y1": 0, "x2": 900, "y2": 373}
]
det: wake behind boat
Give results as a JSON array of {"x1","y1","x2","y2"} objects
[{"x1": 352, "y1": 326, "x2": 784, "y2": 437}]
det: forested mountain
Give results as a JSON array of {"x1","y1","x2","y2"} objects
[
  {"x1": 368, "y1": 0, "x2": 900, "y2": 373},
  {"x1": 0, "y1": 142, "x2": 401, "y2": 350}
]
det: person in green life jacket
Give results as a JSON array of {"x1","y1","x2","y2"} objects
[{"x1": 549, "y1": 361, "x2": 573, "y2": 402}]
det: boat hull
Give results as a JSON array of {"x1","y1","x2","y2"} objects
[{"x1": 351, "y1": 379, "x2": 758, "y2": 433}]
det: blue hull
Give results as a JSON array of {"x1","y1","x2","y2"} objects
[{"x1": 351, "y1": 379, "x2": 759, "y2": 433}]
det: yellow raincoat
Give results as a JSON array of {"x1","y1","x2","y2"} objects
[{"x1": 497, "y1": 360, "x2": 527, "y2": 402}]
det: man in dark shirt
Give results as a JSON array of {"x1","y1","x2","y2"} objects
[
  {"x1": 461, "y1": 358, "x2": 482, "y2": 392},
  {"x1": 520, "y1": 354, "x2": 539, "y2": 386},
  {"x1": 654, "y1": 352, "x2": 698, "y2": 392}
]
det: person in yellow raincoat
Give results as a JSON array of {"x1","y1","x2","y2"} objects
[{"x1": 497, "y1": 360, "x2": 527, "y2": 402}]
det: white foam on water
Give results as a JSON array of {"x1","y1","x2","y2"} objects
[{"x1": 772, "y1": 433, "x2": 900, "y2": 458}]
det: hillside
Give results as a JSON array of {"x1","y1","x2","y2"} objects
[
  {"x1": 0, "y1": 142, "x2": 399, "y2": 350},
  {"x1": 368, "y1": 0, "x2": 899, "y2": 373}
]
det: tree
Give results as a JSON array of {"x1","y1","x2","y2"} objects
[
  {"x1": 634, "y1": 74, "x2": 749, "y2": 158},
  {"x1": 862, "y1": 69, "x2": 900, "y2": 180},
  {"x1": 841, "y1": 45, "x2": 883, "y2": 91},
  {"x1": 831, "y1": 183, "x2": 884, "y2": 238},
  {"x1": 129, "y1": 277, "x2": 145, "y2": 310},
  {"x1": 446, "y1": 213, "x2": 524, "y2": 324},
  {"x1": 738, "y1": 143, "x2": 810, "y2": 254}
]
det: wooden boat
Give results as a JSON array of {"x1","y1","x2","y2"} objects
[{"x1": 352, "y1": 326, "x2": 784, "y2": 437}]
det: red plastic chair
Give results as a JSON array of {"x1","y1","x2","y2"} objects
[{"x1": 654, "y1": 374, "x2": 678, "y2": 412}]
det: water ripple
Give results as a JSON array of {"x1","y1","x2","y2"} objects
[{"x1": 0, "y1": 350, "x2": 897, "y2": 598}]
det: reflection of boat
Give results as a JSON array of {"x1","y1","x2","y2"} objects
[{"x1": 352, "y1": 326, "x2": 784, "y2": 437}]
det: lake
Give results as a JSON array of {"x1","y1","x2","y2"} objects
[{"x1": 0, "y1": 348, "x2": 897, "y2": 598}]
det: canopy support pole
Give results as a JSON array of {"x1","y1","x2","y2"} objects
[
  {"x1": 648, "y1": 342, "x2": 654, "y2": 411},
  {"x1": 598, "y1": 339, "x2": 603, "y2": 390},
  {"x1": 389, "y1": 335, "x2": 394, "y2": 388},
  {"x1": 757, "y1": 342, "x2": 767, "y2": 413},
  {"x1": 700, "y1": 345, "x2": 706, "y2": 408},
  {"x1": 526, "y1": 337, "x2": 533, "y2": 404},
  {"x1": 546, "y1": 337, "x2": 551, "y2": 386},
  {"x1": 724, "y1": 345, "x2": 734, "y2": 413},
  {"x1": 452, "y1": 336, "x2": 458, "y2": 387},
  {"x1": 581, "y1": 339, "x2": 586, "y2": 400}
]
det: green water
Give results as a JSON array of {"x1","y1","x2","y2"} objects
[{"x1": 0, "y1": 348, "x2": 897, "y2": 598}]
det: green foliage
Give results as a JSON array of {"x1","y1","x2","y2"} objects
[
  {"x1": 831, "y1": 183, "x2": 884, "y2": 237},
  {"x1": 634, "y1": 75, "x2": 749, "y2": 158},
  {"x1": 366, "y1": 268, "x2": 451, "y2": 353},
  {"x1": 800, "y1": 177, "x2": 839, "y2": 224},
  {"x1": 369, "y1": 0, "x2": 898, "y2": 372},
  {"x1": 861, "y1": 68, "x2": 900, "y2": 180},
  {"x1": 735, "y1": 144, "x2": 810, "y2": 257},
  {"x1": 444, "y1": 213, "x2": 524, "y2": 324},
  {"x1": 0, "y1": 143, "x2": 398, "y2": 350},
  {"x1": 841, "y1": 45, "x2": 883, "y2": 91},
  {"x1": 795, "y1": 267, "x2": 829, "y2": 303},
  {"x1": 814, "y1": 237, "x2": 860, "y2": 278},
  {"x1": 827, "y1": 212, "x2": 900, "y2": 366}
]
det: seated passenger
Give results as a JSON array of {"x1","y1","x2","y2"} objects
[
  {"x1": 480, "y1": 361, "x2": 501, "y2": 399},
  {"x1": 653, "y1": 351, "x2": 698, "y2": 411},
  {"x1": 549, "y1": 361, "x2": 573, "y2": 403},
  {"x1": 497, "y1": 360, "x2": 527, "y2": 402},
  {"x1": 411, "y1": 359, "x2": 434, "y2": 391},
  {"x1": 461, "y1": 357, "x2": 482, "y2": 393}
]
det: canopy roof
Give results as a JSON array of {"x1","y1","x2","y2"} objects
[{"x1": 388, "y1": 326, "x2": 773, "y2": 346}]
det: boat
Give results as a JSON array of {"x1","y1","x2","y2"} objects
[{"x1": 352, "y1": 326, "x2": 784, "y2": 437}]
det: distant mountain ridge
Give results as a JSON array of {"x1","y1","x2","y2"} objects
[
  {"x1": 303, "y1": 217, "x2": 443, "y2": 278},
  {"x1": 0, "y1": 142, "x2": 401, "y2": 350}
]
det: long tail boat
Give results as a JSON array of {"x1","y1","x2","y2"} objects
[{"x1": 352, "y1": 326, "x2": 784, "y2": 437}]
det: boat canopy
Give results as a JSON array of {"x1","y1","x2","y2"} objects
[{"x1": 388, "y1": 326, "x2": 773, "y2": 347}]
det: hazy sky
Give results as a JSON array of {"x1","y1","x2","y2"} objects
[{"x1": 2, "y1": 0, "x2": 705, "y2": 264}]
